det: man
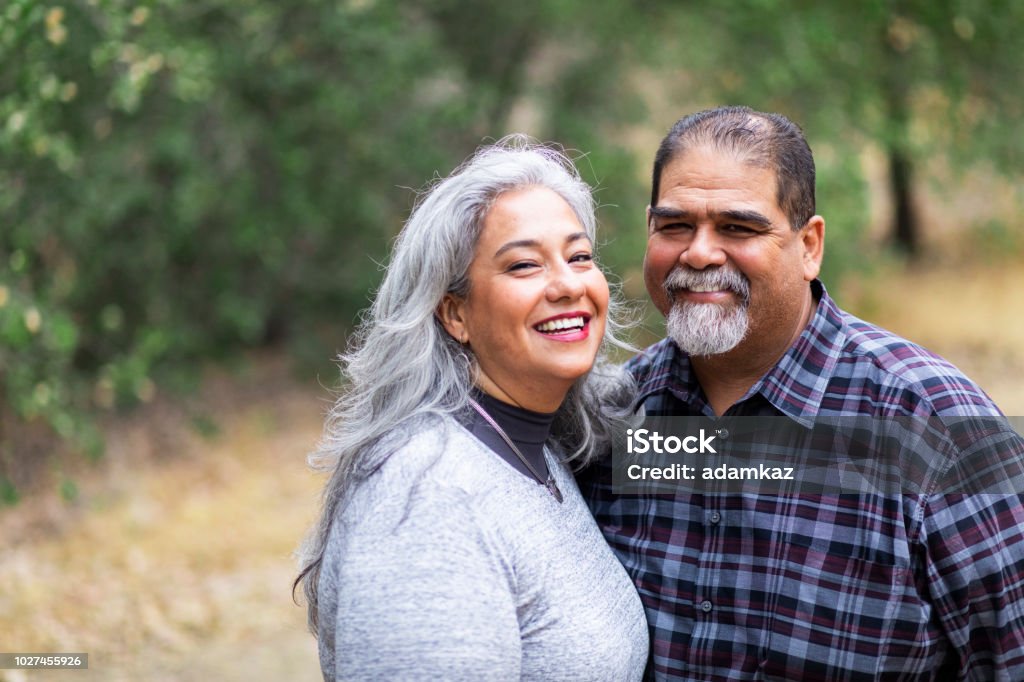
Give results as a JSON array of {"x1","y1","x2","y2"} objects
[{"x1": 580, "y1": 106, "x2": 1024, "y2": 680}]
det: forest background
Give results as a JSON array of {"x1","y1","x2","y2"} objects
[{"x1": 2, "y1": 1, "x2": 1023, "y2": 679}]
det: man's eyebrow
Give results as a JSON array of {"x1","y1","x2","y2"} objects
[
  {"x1": 718, "y1": 209, "x2": 773, "y2": 228},
  {"x1": 648, "y1": 206, "x2": 691, "y2": 221},
  {"x1": 493, "y1": 232, "x2": 591, "y2": 258},
  {"x1": 649, "y1": 206, "x2": 774, "y2": 228}
]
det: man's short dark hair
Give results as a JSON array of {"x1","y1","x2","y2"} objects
[{"x1": 650, "y1": 106, "x2": 816, "y2": 230}]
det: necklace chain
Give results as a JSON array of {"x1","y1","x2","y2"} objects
[{"x1": 468, "y1": 398, "x2": 564, "y2": 503}]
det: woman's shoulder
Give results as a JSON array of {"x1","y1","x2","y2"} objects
[
  {"x1": 342, "y1": 414, "x2": 496, "y2": 512},
  {"x1": 375, "y1": 413, "x2": 487, "y2": 478},
  {"x1": 326, "y1": 416, "x2": 513, "y2": 566}
]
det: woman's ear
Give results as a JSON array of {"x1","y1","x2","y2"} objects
[{"x1": 437, "y1": 294, "x2": 469, "y2": 345}]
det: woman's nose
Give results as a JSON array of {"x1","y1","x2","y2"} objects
[{"x1": 546, "y1": 263, "x2": 586, "y2": 301}]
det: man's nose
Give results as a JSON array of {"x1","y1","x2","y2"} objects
[
  {"x1": 681, "y1": 227, "x2": 726, "y2": 269},
  {"x1": 546, "y1": 262, "x2": 586, "y2": 301}
]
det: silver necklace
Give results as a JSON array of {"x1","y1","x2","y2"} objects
[{"x1": 469, "y1": 398, "x2": 563, "y2": 503}]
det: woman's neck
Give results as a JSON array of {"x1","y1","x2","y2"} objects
[
  {"x1": 472, "y1": 389, "x2": 557, "y2": 441},
  {"x1": 474, "y1": 374, "x2": 566, "y2": 414}
]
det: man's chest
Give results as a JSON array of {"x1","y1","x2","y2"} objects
[{"x1": 612, "y1": 493, "x2": 949, "y2": 681}]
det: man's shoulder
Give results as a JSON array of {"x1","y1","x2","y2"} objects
[
  {"x1": 834, "y1": 306, "x2": 963, "y2": 381},
  {"x1": 827, "y1": 304, "x2": 999, "y2": 416}
]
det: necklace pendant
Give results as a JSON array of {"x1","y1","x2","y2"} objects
[{"x1": 546, "y1": 476, "x2": 564, "y2": 504}]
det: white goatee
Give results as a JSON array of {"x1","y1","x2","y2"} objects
[{"x1": 663, "y1": 266, "x2": 751, "y2": 357}]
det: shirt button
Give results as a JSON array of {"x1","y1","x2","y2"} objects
[
  {"x1": 717, "y1": 428, "x2": 730, "y2": 440},
  {"x1": 709, "y1": 511, "x2": 721, "y2": 525},
  {"x1": 700, "y1": 600, "x2": 713, "y2": 613}
]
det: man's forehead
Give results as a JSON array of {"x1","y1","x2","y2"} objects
[
  {"x1": 655, "y1": 149, "x2": 777, "y2": 202},
  {"x1": 663, "y1": 146, "x2": 771, "y2": 177}
]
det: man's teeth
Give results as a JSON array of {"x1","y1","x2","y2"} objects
[
  {"x1": 535, "y1": 316, "x2": 585, "y2": 333},
  {"x1": 687, "y1": 284, "x2": 725, "y2": 293}
]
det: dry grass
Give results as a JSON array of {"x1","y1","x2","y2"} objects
[
  {"x1": 841, "y1": 259, "x2": 1024, "y2": 415},
  {"x1": 0, "y1": 361, "x2": 326, "y2": 682}
]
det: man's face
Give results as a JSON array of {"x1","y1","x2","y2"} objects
[{"x1": 644, "y1": 146, "x2": 823, "y2": 359}]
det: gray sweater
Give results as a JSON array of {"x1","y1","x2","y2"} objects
[{"x1": 317, "y1": 417, "x2": 648, "y2": 680}]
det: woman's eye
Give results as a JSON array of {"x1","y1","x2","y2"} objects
[
  {"x1": 507, "y1": 261, "x2": 538, "y2": 272},
  {"x1": 569, "y1": 253, "x2": 594, "y2": 264}
]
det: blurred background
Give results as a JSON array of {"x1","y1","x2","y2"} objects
[{"x1": 1, "y1": 0, "x2": 1022, "y2": 679}]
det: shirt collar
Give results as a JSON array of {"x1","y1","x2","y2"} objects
[
  {"x1": 754, "y1": 280, "x2": 845, "y2": 425},
  {"x1": 634, "y1": 280, "x2": 846, "y2": 425}
]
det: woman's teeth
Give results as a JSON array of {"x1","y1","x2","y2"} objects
[{"x1": 535, "y1": 316, "x2": 585, "y2": 333}]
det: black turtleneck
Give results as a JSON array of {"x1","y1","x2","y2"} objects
[{"x1": 461, "y1": 390, "x2": 557, "y2": 484}]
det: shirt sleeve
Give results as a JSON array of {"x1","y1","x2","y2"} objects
[
  {"x1": 321, "y1": 484, "x2": 522, "y2": 681},
  {"x1": 922, "y1": 422, "x2": 1024, "y2": 679}
]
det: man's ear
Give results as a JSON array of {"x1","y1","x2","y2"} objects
[
  {"x1": 800, "y1": 215, "x2": 825, "y2": 282},
  {"x1": 645, "y1": 206, "x2": 653, "y2": 235},
  {"x1": 437, "y1": 293, "x2": 469, "y2": 344}
]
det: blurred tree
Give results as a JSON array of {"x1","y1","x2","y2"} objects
[
  {"x1": 653, "y1": 0, "x2": 1024, "y2": 256},
  {"x1": 418, "y1": 0, "x2": 654, "y2": 276},
  {"x1": 0, "y1": 0, "x2": 653, "y2": 486},
  {"x1": 0, "y1": 0, "x2": 467, "y2": 475}
]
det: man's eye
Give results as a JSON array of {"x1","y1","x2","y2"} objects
[
  {"x1": 723, "y1": 224, "x2": 755, "y2": 234},
  {"x1": 658, "y1": 222, "x2": 691, "y2": 232}
]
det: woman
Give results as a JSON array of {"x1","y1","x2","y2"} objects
[{"x1": 295, "y1": 136, "x2": 648, "y2": 680}]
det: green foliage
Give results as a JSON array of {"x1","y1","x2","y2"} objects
[
  {"x1": 646, "y1": 0, "x2": 1024, "y2": 254},
  {"x1": 59, "y1": 476, "x2": 78, "y2": 502},
  {"x1": 0, "y1": 475, "x2": 19, "y2": 506},
  {"x1": 0, "y1": 0, "x2": 650, "y2": 477},
  {"x1": 190, "y1": 414, "x2": 220, "y2": 440},
  {"x1": 2, "y1": 0, "x2": 450, "y2": 458},
  {"x1": 972, "y1": 219, "x2": 1022, "y2": 263}
]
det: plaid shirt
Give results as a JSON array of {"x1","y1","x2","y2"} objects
[{"x1": 579, "y1": 281, "x2": 1024, "y2": 681}]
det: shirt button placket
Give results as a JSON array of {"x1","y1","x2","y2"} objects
[{"x1": 701, "y1": 508, "x2": 720, "y2": 623}]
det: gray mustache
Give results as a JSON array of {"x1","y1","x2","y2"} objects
[{"x1": 664, "y1": 266, "x2": 751, "y2": 304}]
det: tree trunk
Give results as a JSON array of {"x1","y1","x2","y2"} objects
[
  {"x1": 880, "y1": 6, "x2": 920, "y2": 259},
  {"x1": 888, "y1": 145, "x2": 919, "y2": 256}
]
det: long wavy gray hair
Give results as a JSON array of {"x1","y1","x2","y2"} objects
[{"x1": 295, "y1": 134, "x2": 636, "y2": 633}]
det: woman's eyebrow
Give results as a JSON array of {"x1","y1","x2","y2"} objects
[
  {"x1": 493, "y1": 232, "x2": 591, "y2": 258},
  {"x1": 493, "y1": 239, "x2": 540, "y2": 258}
]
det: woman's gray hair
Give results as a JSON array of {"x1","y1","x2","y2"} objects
[{"x1": 294, "y1": 134, "x2": 636, "y2": 632}]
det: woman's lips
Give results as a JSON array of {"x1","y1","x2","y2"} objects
[{"x1": 533, "y1": 313, "x2": 591, "y2": 342}]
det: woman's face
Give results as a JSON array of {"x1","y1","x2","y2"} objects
[{"x1": 440, "y1": 186, "x2": 609, "y2": 413}]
